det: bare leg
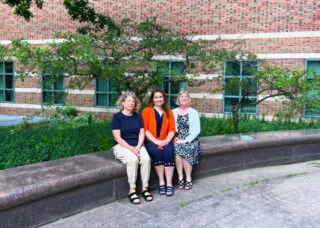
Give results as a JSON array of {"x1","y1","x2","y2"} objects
[
  {"x1": 183, "y1": 159, "x2": 193, "y2": 182},
  {"x1": 154, "y1": 165, "x2": 165, "y2": 185},
  {"x1": 175, "y1": 154, "x2": 184, "y2": 181},
  {"x1": 164, "y1": 166, "x2": 175, "y2": 187}
]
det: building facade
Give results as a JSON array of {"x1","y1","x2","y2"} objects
[{"x1": 1, "y1": 0, "x2": 320, "y2": 118}]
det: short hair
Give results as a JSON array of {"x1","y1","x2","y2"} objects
[
  {"x1": 116, "y1": 91, "x2": 141, "y2": 112},
  {"x1": 176, "y1": 90, "x2": 191, "y2": 105}
]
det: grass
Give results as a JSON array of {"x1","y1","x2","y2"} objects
[
  {"x1": 250, "y1": 180, "x2": 259, "y2": 185},
  {"x1": 286, "y1": 172, "x2": 308, "y2": 177},
  {"x1": 220, "y1": 188, "x2": 233, "y2": 193},
  {"x1": 179, "y1": 201, "x2": 192, "y2": 207}
]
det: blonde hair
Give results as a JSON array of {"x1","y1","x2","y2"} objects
[
  {"x1": 116, "y1": 91, "x2": 141, "y2": 112},
  {"x1": 176, "y1": 90, "x2": 191, "y2": 105}
]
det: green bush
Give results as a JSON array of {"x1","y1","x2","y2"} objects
[
  {"x1": 1, "y1": 114, "x2": 320, "y2": 170},
  {"x1": 0, "y1": 122, "x2": 113, "y2": 170},
  {"x1": 200, "y1": 115, "x2": 320, "y2": 136}
]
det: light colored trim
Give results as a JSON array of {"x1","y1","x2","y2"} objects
[
  {"x1": 15, "y1": 88, "x2": 95, "y2": 95},
  {"x1": 2, "y1": 31, "x2": 320, "y2": 45},
  {"x1": 77, "y1": 107, "x2": 118, "y2": 113},
  {"x1": 0, "y1": 103, "x2": 118, "y2": 113},
  {"x1": 67, "y1": 89, "x2": 95, "y2": 95},
  {"x1": 151, "y1": 55, "x2": 185, "y2": 61},
  {"x1": 15, "y1": 88, "x2": 41, "y2": 93},
  {"x1": 0, "y1": 39, "x2": 66, "y2": 45},
  {"x1": 199, "y1": 112, "x2": 275, "y2": 121},
  {"x1": 199, "y1": 112, "x2": 225, "y2": 118},
  {"x1": 257, "y1": 95, "x2": 287, "y2": 101},
  {"x1": 257, "y1": 53, "x2": 320, "y2": 59},
  {"x1": 139, "y1": 53, "x2": 320, "y2": 61},
  {"x1": 189, "y1": 31, "x2": 320, "y2": 41},
  {"x1": 186, "y1": 74, "x2": 219, "y2": 79},
  {"x1": 0, "y1": 103, "x2": 43, "y2": 109},
  {"x1": 190, "y1": 93, "x2": 222, "y2": 99},
  {"x1": 0, "y1": 40, "x2": 11, "y2": 45}
]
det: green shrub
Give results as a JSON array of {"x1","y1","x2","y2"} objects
[
  {"x1": 2, "y1": 114, "x2": 320, "y2": 170},
  {"x1": 200, "y1": 115, "x2": 320, "y2": 136},
  {"x1": 0, "y1": 122, "x2": 113, "y2": 170}
]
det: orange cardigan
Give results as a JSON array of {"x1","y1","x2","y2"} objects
[{"x1": 142, "y1": 107, "x2": 176, "y2": 141}]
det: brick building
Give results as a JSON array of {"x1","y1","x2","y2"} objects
[{"x1": 1, "y1": 0, "x2": 320, "y2": 119}]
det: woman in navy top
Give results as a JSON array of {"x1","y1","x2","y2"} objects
[{"x1": 111, "y1": 91, "x2": 152, "y2": 204}]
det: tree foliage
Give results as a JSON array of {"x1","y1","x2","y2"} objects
[
  {"x1": 4, "y1": 0, "x2": 319, "y2": 126},
  {"x1": 0, "y1": 17, "x2": 233, "y2": 103},
  {"x1": 3, "y1": 0, "x2": 43, "y2": 21}
]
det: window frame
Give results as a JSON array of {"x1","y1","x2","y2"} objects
[
  {"x1": 41, "y1": 74, "x2": 65, "y2": 105},
  {"x1": 160, "y1": 61, "x2": 186, "y2": 108},
  {"x1": 303, "y1": 59, "x2": 320, "y2": 118},
  {"x1": 0, "y1": 61, "x2": 15, "y2": 103},
  {"x1": 223, "y1": 61, "x2": 258, "y2": 114},
  {"x1": 94, "y1": 78, "x2": 118, "y2": 107}
]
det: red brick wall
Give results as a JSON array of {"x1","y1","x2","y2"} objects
[
  {"x1": 15, "y1": 76, "x2": 41, "y2": 88},
  {"x1": 191, "y1": 98, "x2": 222, "y2": 113},
  {"x1": 1, "y1": 1, "x2": 320, "y2": 40},
  {"x1": 15, "y1": 92, "x2": 41, "y2": 104},
  {"x1": 66, "y1": 94, "x2": 95, "y2": 107},
  {"x1": 1, "y1": 1, "x2": 319, "y2": 118},
  {"x1": 186, "y1": 79, "x2": 222, "y2": 93}
]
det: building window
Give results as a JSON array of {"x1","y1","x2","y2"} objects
[
  {"x1": 0, "y1": 62, "x2": 14, "y2": 102},
  {"x1": 95, "y1": 79, "x2": 118, "y2": 107},
  {"x1": 223, "y1": 61, "x2": 258, "y2": 114},
  {"x1": 42, "y1": 75, "x2": 65, "y2": 105},
  {"x1": 158, "y1": 62, "x2": 185, "y2": 108},
  {"x1": 304, "y1": 60, "x2": 320, "y2": 118}
]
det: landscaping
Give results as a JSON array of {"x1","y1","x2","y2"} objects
[{"x1": 1, "y1": 113, "x2": 320, "y2": 170}]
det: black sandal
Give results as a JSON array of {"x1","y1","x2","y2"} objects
[
  {"x1": 158, "y1": 185, "x2": 166, "y2": 195},
  {"x1": 184, "y1": 180, "x2": 193, "y2": 190},
  {"x1": 177, "y1": 179, "x2": 185, "y2": 189},
  {"x1": 141, "y1": 190, "x2": 153, "y2": 202},
  {"x1": 128, "y1": 192, "x2": 140, "y2": 204},
  {"x1": 166, "y1": 186, "x2": 174, "y2": 197}
]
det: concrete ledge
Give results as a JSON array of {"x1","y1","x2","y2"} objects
[
  {"x1": 1, "y1": 129, "x2": 320, "y2": 227},
  {"x1": 194, "y1": 129, "x2": 320, "y2": 178}
]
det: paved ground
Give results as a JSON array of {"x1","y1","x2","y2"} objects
[{"x1": 42, "y1": 160, "x2": 320, "y2": 228}]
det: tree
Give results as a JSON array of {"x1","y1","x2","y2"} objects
[
  {"x1": 220, "y1": 61, "x2": 320, "y2": 133},
  {"x1": 0, "y1": 17, "x2": 233, "y2": 105}
]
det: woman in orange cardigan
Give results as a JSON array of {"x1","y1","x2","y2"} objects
[{"x1": 142, "y1": 88, "x2": 176, "y2": 196}]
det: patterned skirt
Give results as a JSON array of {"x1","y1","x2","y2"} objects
[{"x1": 174, "y1": 136, "x2": 202, "y2": 167}]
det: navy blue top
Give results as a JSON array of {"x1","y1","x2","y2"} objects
[
  {"x1": 154, "y1": 109, "x2": 163, "y2": 138},
  {"x1": 111, "y1": 111, "x2": 144, "y2": 146}
]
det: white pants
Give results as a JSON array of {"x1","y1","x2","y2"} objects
[{"x1": 113, "y1": 144, "x2": 151, "y2": 189}]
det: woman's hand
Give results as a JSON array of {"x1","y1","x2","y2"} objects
[
  {"x1": 131, "y1": 146, "x2": 141, "y2": 159},
  {"x1": 158, "y1": 140, "x2": 169, "y2": 147},
  {"x1": 175, "y1": 139, "x2": 186, "y2": 144},
  {"x1": 153, "y1": 139, "x2": 163, "y2": 146}
]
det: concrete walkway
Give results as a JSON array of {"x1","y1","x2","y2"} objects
[{"x1": 42, "y1": 160, "x2": 320, "y2": 228}]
